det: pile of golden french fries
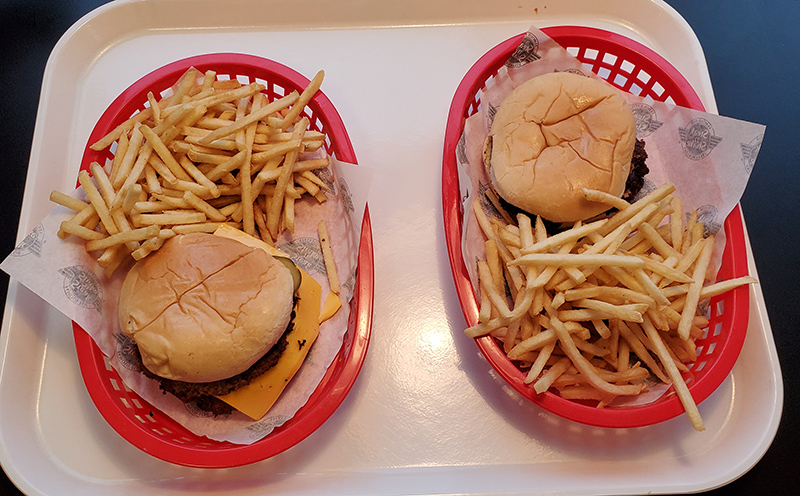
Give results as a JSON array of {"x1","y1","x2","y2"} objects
[
  {"x1": 466, "y1": 183, "x2": 756, "y2": 430},
  {"x1": 50, "y1": 67, "x2": 338, "y2": 279}
]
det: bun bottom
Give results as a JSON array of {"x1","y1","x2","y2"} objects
[{"x1": 136, "y1": 316, "x2": 294, "y2": 416}]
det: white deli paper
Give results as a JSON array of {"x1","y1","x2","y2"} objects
[
  {"x1": 1, "y1": 156, "x2": 372, "y2": 445},
  {"x1": 458, "y1": 25, "x2": 765, "y2": 289}
]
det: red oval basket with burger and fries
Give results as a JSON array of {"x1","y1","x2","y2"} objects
[
  {"x1": 72, "y1": 53, "x2": 373, "y2": 468},
  {"x1": 442, "y1": 26, "x2": 751, "y2": 429}
]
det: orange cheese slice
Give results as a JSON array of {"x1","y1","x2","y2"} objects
[
  {"x1": 320, "y1": 291, "x2": 342, "y2": 323},
  {"x1": 212, "y1": 226, "x2": 322, "y2": 420}
]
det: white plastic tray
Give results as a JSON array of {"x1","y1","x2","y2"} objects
[{"x1": 0, "y1": 0, "x2": 782, "y2": 494}]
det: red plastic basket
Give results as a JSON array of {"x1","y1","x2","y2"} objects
[
  {"x1": 442, "y1": 27, "x2": 750, "y2": 428},
  {"x1": 72, "y1": 53, "x2": 374, "y2": 467}
]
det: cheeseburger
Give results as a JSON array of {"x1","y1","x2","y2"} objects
[
  {"x1": 483, "y1": 71, "x2": 649, "y2": 224},
  {"x1": 118, "y1": 232, "x2": 304, "y2": 417}
]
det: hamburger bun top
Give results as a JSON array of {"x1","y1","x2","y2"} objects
[
  {"x1": 118, "y1": 233, "x2": 295, "y2": 383},
  {"x1": 484, "y1": 71, "x2": 636, "y2": 223}
]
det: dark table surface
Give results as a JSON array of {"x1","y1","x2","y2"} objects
[{"x1": 1, "y1": 0, "x2": 797, "y2": 494}]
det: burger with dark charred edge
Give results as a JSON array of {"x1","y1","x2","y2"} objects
[
  {"x1": 483, "y1": 71, "x2": 649, "y2": 227},
  {"x1": 118, "y1": 232, "x2": 301, "y2": 415}
]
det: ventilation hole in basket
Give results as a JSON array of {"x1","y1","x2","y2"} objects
[
  {"x1": 694, "y1": 360, "x2": 707, "y2": 372},
  {"x1": 665, "y1": 96, "x2": 676, "y2": 105},
  {"x1": 310, "y1": 117, "x2": 321, "y2": 134},
  {"x1": 695, "y1": 344, "x2": 705, "y2": 356},
  {"x1": 707, "y1": 342, "x2": 717, "y2": 355},
  {"x1": 236, "y1": 75, "x2": 250, "y2": 85},
  {"x1": 613, "y1": 73, "x2": 628, "y2": 88},
  {"x1": 110, "y1": 378, "x2": 120, "y2": 391},
  {"x1": 597, "y1": 67, "x2": 611, "y2": 80},
  {"x1": 305, "y1": 107, "x2": 315, "y2": 120},
  {"x1": 583, "y1": 48, "x2": 599, "y2": 61},
  {"x1": 120, "y1": 397, "x2": 131, "y2": 409},
  {"x1": 619, "y1": 59, "x2": 634, "y2": 74},
  {"x1": 217, "y1": 74, "x2": 231, "y2": 81},
  {"x1": 716, "y1": 299, "x2": 725, "y2": 316},
  {"x1": 274, "y1": 84, "x2": 286, "y2": 97},
  {"x1": 132, "y1": 398, "x2": 143, "y2": 409},
  {"x1": 566, "y1": 46, "x2": 579, "y2": 57},
  {"x1": 652, "y1": 81, "x2": 665, "y2": 97},
  {"x1": 602, "y1": 52, "x2": 618, "y2": 65},
  {"x1": 103, "y1": 357, "x2": 113, "y2": 371},
  {"x1": 135, "y1": 414, "x2": 148, "y2": 424},
  {"x1": 713, "y1": 322, "x2": 723, "y2": 337},
  {"x1": 637, "y1": 70, "x2": 652, "y2": 84},
  {"x1": 581, "y1": 62, "x2": 594, "y2": 73},
  {"x1": 629, "y1": 83, "x2": 643, "y2": 96},
  {"x1": 159, "y1": 88, "x2": 172, "y2": 99}
]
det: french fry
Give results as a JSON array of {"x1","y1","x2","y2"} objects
[
  {"x1": 677, "y1": 236, "x2": 716, "y2": 340},
  {"x1": 49, "y1": 190, "x2": 88, "y2": 212},
  {"x1": 267, "y1": 117, "x2": 308, "y2": 237},
  {"x1": 78, "y1": 170, "x2": 119, "y2": 236},
  {"x1": 642, "y1": 315, "x2": 705, "y2": 431},
  {"x1": 85, "y1": 225, "x2": 160, "y2": 252},
  {"x1": 279, "y1": 70, "x2": 324, "y2": 130},
  {"x1": 183, "y1": 191, "x2": 227, "y2": 222},
  {"x1": 132, "y1": 211, "x2": 206, "y2": 226}
]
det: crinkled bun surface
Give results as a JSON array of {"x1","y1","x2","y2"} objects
[
  {"x1": 485, "y1": 72, "x2": 636, "y2": 223},
  {"x1": 118, "y1": 233, "x2": 294, "y2": 383}
]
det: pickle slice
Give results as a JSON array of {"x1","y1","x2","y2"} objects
[{"x1": 274, "y1": 256, "x2": 302, "y2": 293}]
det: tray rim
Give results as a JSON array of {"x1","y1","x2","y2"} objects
[{"x1": 0, "y1": 0, "x2": 782, "y2": 495}]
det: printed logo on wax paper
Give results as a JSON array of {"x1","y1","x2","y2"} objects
[
  {"x1": 629, "y1": 178, "x2": 658, "y2": 203},
  {"x1": 486, "y1": 101, "x2": 499, "y2": 128},
  {"x1": 554, "y1": 67, "x2": 587, "y2": 77},
  {"x1": 342, "y1": 270, "x2": 356, "y2": 301},
  {"x1": 506, "y1": 33, "x2": 541, "y2": 68},
  {"x1": 114, "y1": 332, "x2": 141, "y2": 371},
  {"x1": 278, "y1": 237, "x2": 325, "y2": 275},
  {"x1": 246, "y1": 414, "x2": 291, "y2": 440},
  {"x1": 456, "y1": 133, "x2": 469, "y2": 166},
  {"x1": 457, "y1": 133, "x2": 472, "y2": 208},
  {"x1": 185, "y1": 401, "x2": 218, "y2": 419},
  {"x1": 631, "y1": 103, "x2": 664, "y2": 138},
  {"x1": 740, "y1": 134, "x2": 763, "y2": 174},
  {"x1": 695, "y1": 204, "x2": 722, "y2": 237},
  {"x1": 313, "y1": 166, "x2": 336, "y2": 196},
  {"x1": 58, "y1": 265, "x2": 103, "y2": 312},
  {"x1": 338, "y1": 176, "x2": 354, "y2": 215},
  {"x1": 10, "y1": 223, "x2": 44, "y2": 258},
  {"x1": 478, "y1": 182, "x2": 505, "y2": 221},
  {"x1": 679, "y1": 118, "x2": 722, "y2": 160}
]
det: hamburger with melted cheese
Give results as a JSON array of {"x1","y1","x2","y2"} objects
[
  {"x1": 117, "y1": 232, "x2": 309, "y2": 417},
  {"x1": 483, "y1": 71, "x2": 649, "y2": 224}
]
